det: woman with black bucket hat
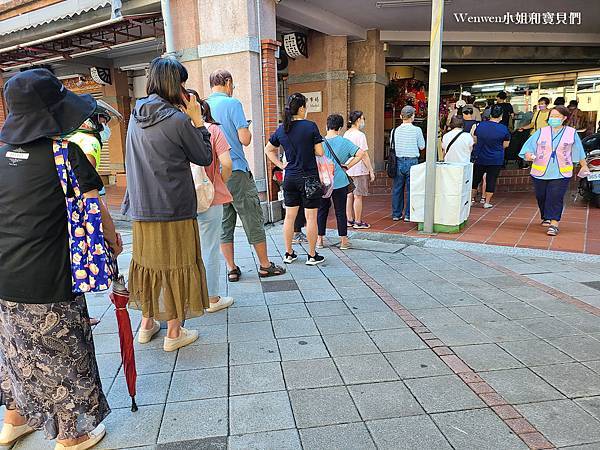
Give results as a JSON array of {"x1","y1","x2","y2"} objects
[{"x1": 0, "y1": 69, "x2": 123, "y2": 449}]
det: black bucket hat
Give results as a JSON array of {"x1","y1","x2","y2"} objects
[{"x1": 0, "y1": 68, "x2": 97, "y2": 145}]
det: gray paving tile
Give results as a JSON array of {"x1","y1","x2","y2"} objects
[
  {"x1": 175, "y1": 343, "x2": 228, "y2": 371},
  {"x1": 260, "y1": 279, "x2": 299, "y2": 293},
  {"x1": 367, "y1": 416, "x2": 452, "y2": 450},
  {"x1": 289, "y1": 386, "x2": 361, "y2": 428},
  {"x1": 524, "y1": 298, "x2": 581, "y2": 316},
  {"x1": 306, "y1": 301, "x2": 351, "y2": 317},
  {"x1": 96, "y1": 352, "x2": 123, "y2": 379},
  {"x1": 452, "y1": 343, "x2": 523, "y2": 371},
  {"x1": 432, "y1": 408, "x2": 527, "y2": 450},
  {"x1": 503, "y1": 286, "x2": 557, "y2": 302},
  {"x1": 227, "y1": 306, "x2": 270, "y2": 323},
  {"x1": 575, "y1": 396, "x2": 600, "y2": 421},
  {"x1": 301, "y1": 288, "x2": 342, "y2": 302},
  {"x1": 354, "y1": 311, "x2": 408, "y2": 331},
  {"x1": 547, "y1": 335, "x2": 600, "y2": 362},
  {"x1": 516, "y1": 317, "x2": 583, "y2": 338},
  {"x1": 469, "y1": 319, "x2": 534, "y2": 342},
  {"x1": 158, "y1": 398, "x2": 228, "y2": 443},
  {"x1": 230, "y1": 391, "x2": 295, "y2": 435},
  {"x1": 264, "y1": 290, "x2": 304, "y2": 305},
  {"x1": 93, "y1": 332, "x2": 123, "y2": 355},
  {"x1": 585, "y1": 360, "x2": 600, "y2": 374},
  {"x1": 500, "y1": 339, "x2": 574, "y2": 366},
  {"x1": 516, "y1": 400, "x2": 600, "y2": 447},
  {"x1": 278, "y1": 335, "x2": 329, "y2": 361},
  {"x1": 282, "y1": 358, "x2": 343, "y2": 389},
  {"x1": 193, "y1": 324, "x2": 229, "y2": 345},
  {"x1": 343, "y1": 297, "x2": 392, "y2": 313},
  {"x1": 413, "y1": 308, "x2": 465, "y2": 327},
  {"x1": 430, "y1": 291, "x2": 483, "y2": 308},
  {"x1": 229, "y1": 340, "x2": 280, "y2": 365},
  {"x1": 450, "y1": 305, "x2": 506, "y2": 323},
  {"x1": 314, "y1": 314, "x2": 364, "y2": 334},
  {"x1": 299, "y1": 423, "x2": 376, "y2": 450},
  {"x1": 95, "y1": 404, "x2": 164, "y2": 449},
  {"x1": 229, "y1": 292, "x2": 266, "y2": 308},
  {"x1": 334, "y1": 353, "x2": 398, "y2": 384},
  {"x1": 369, "y1": 328, "x2": 427, "y2": 352},
  {"x1": 108, "y1": 373, "x2": 171, "y2": 408},
  {"x1": 532, "y1": 363, "x2": 600, "y2": 398},
  {"x1": 187, "y1": 309, "x2": 228, "y2": 326},
  {"x1": 396, "y1": 293, "x2": 444, "y2": 310},
  {"x1": 481, "y1": 368, "x2": 565, "y2": 404},
  {"x1": 322, "y1": 332, "x2": 380, "y2": 357},
  {"x1": 228, "y1": 321, "x2": 275, "y2": 342},
  {"x1": 386, "y1": 348, "x2": 453, "y2": 379},
  {"x1": 168, "y1": 367, "x2": 228, "y2": 402},
  {"x1": 229, "y1": 362, "x2": 285, "y2": 396},
  {"x1": 555, "y1": 311, "x2": 600, "y2": 333},
  {"x1": 156, "y1": 438, "x2": 225, "y2": 450},
  {"x1": 490, "y1": 301, "x2": 549, "y2": 320},
  {"x1": 228, "y1": 429, "x2": 301, "y2": 450},
  {"x1": 348, "y1": 381, "x2": 424, "y2": 420},
  {"x1": 428, "y1": 323, "x2": 492, "y2": 346},
  {"x1": 272, "y1": 317, "x2": 319, "y2": 338},
  {"x1": 405, "y1": 374, "x2": 485, "y2": 413},
  {"x1": 268, "y1": 303, "x2": 310, "y2": 320},
  {"x1": 467, "y1": 287, "x2": 520, "y2": 304}
]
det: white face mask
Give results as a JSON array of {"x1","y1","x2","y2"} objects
[
  {"x1": 359, "y1": 120, "x2": 366, "y2": 130},
  {"x1": 99, "y1": 124, "x2": 111, "y2": 142}
]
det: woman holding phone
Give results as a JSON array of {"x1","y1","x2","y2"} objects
[{"x1": 122, "y1": 57, "x2": 213, "y2": 352}]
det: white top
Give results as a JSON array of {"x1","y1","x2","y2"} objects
[
  {"x1": 442, "y1": 128, "x2": 474, "y2": 164},
  {"x1": 344, "y1": 128, "x2": 369, "y2": 176}
]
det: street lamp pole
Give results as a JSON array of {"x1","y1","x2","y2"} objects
[{"x1": 423, "y1": 0, "x2": 444, "y2": 233}]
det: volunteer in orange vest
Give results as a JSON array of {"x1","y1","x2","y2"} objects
[{"x1": 519, "y1": 105, "x2": 590, "y2": 237}]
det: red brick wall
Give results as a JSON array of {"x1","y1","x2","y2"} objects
[{"x1": 261, "y1": 39, "x2": 281, "y2": 201}]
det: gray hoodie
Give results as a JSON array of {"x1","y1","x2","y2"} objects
[{"x1": 121, "y1": 94, "x2": 212, "y2": 221}]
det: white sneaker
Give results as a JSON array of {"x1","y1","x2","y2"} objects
[
  {"x1": 0, "y1": 423, "x2": 34, "y2": 446},
  {"x1": 164, "y1": 327, "x2": 199, "y2": 352},
  {"x1": 55, "y1": 424, "x2": 106, "y2": 450},
  {"x1": 207, "y1": 296, "x2": 234, "y2": 313},
  {"x1": 483, "y1": 203, "x2": 494, "y2": 209},
  {"x1": 137, "y1": 320, "x2": 160, "y2": 344}
]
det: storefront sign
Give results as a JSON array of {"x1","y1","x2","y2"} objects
[
  {"x1": 453, "y1": 11, "x2": 582, "y2": 25},
  {"x1": 301, "y1": 91, "x2": 322, "y2": 113}
]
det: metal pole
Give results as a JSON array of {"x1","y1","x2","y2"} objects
[
  {"x1": 423, "y1": 0, "x2": 444, "y2": 233},
  {"x1": 160, "y1": 0, "x2": 176, "y2": 57}
]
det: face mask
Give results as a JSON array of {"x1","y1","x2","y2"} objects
[
  {"x1": 99, "y1": 124, "x2": 111, "y2": 142},
  {"x1": 538, "y1": 105, "x2": 546, "y2": 110},
  {"x1": 303, "y1": 109, "x2": 308, "y2": 119},
  {"x1": 548, "y1": 117, "x2": 563, "y2": 128},
  {"x1": 359, "y1": 121, "x2": 366, "y2": 130}
]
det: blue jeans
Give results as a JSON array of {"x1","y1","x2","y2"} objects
[
  {"x1": 197, "y1": 204, "x2": 224, "y2": 297},
  {"x1": 392, "y1": 157, "x2": 419, "y2": 218}
]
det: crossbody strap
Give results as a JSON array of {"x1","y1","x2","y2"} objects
[
  {"x1": 446, "y1": 130, "x2": 466, "y2": 153},
  {"x1": 390, "y1": 127, "x2": 397, "y2": 155}
]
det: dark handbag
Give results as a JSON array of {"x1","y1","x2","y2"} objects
[
  {"x1": 386, "y1": 127, "x2": 398, "y2": 178},
  {"x1": 323, "y1": 139, "x2": 355, "y2": 193}
]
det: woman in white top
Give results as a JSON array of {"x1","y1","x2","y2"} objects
[
  {"x1": 344, "y1": 111, "x2": 375, "y2": 229},
  {"x1": 443, "y1": 116, "x2": 474, "y2": 164}
]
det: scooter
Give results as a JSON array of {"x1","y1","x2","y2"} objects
[{"x1": 580, "y1": 134, "x2": 600, "y2": 208}]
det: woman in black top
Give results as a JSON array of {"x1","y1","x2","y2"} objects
[
  {"x1": 265, "y1": 93, "x2": 325, "y2": 266},
  {"x1": 0, "y1": 69, "x2": 121, "y2": 449}
]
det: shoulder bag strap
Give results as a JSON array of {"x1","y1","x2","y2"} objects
[
  {"x1": 324, "y1": 138, "x2": 353, "y2": 185},
  {"x1": 446, "y1": 130, "x2": 466, "y2": 153},
  {"x1": 390, "y1": 127, "x2": 396, "y2": 155}
]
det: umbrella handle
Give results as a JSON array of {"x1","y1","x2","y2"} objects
[{"x1": 131, "y1": 396, "x2": 138, "y2": 412}]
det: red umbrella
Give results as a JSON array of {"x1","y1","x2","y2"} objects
[{"x1": 109, "y1": 272, "x2": 138, "y2": 412}]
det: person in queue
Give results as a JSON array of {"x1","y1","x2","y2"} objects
[
  {"x1": 344, "y1": 111, "x2": 375, "y2": 229},
  {"x1": 443, "y1": 116, "x2": 474, "y2": 164},
  {"x1": 471, "y1": 104, "x2": 511, "y2": 208},
  {"x1": 187, "y1": 89, "x2": 235, "y2": 313},
  {"x1": 122, "y1": 57, "x2": 213, "y2": 352},
  {"x1": 519, "y1": 105, "x2": 589, "y2": 236},
  {"x1": 567, "y1": 100, "x2": 589, "y2": 137},
  {"x1": 265, "y1": 93, "x2": 326, "y2": 266},
  {"x1": 519, "y1": 97, "x2": 550, "y2": 136},
  {"x1": 495, "y1": 91, "x2": 514, "y2": 129},
  {"x1": 318, "y1": 114, "x2": 367, "y2": 250},
  {"x1": 0, "y1": 69, "x2": 123, "y2": 449},
  {"x1": 462, "y1": 106, "x2": 479, "y2": 134},
  {"x1": 206, "y1": 69, "x2": 286, "y2": 280}
]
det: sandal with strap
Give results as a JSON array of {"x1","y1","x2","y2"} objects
[
  {"x1": 228, "y1": 266, "x2": 241, "y2": 282},
  {"x1": 541, "y1": 220, "x2": 551, "y2": 227},
  {"x1": 259, "y1": 262, "x2": 286, "y2": 278},
  {"x1": 547, "y1": 225, "x2": 559, "y2": 236}
]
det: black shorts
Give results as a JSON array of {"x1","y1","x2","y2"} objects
[
  {"x1": 472, "y1": 164, "x2": 502, "y2": 193},
  {"x1": 283, "y1": 175, "x2": 322, "y2": 209}
]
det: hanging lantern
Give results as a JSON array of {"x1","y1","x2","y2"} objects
[
  {"x1": 283, "y1": 33, "x2": 308, "y2": 59},
  {"x1": 90, "y1": 67, "x2": 112, "y2": 85}
]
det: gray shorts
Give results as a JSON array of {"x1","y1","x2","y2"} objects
[
  {"x1": 351, "y1": 174, "x2": 370, "y2": 196},
  {"x1": 221, "y1": 171, "x2": 266, "y2": 245}
]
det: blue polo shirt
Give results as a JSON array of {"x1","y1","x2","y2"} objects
[
  {"x1": 473, "y1": 121, "x2": 511, "y2": 165},
  {"x1": 206, "y1": 92, "x2": 250, "y2": 172}
]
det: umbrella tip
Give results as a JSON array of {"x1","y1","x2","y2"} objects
[{"x1": 131, "y1": 397, "x2": 138, "y2": 412}]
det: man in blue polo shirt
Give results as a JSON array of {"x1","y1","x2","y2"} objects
[{"x1": 206, "y1": 69, "x2": 285, "y2": 281}]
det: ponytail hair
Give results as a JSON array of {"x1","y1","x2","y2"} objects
[
  {"x1": 284, "y1": 92, "x2": 307, "y2": 133},
  {"x1": 186, "y1": 88, "x2": 220, "y2": 125},
  {"x1": 348, "y1": 110, "x2": 363, "y2": 129}
]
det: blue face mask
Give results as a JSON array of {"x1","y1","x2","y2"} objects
[
  {"x1": 548, "y1": 118, "x2": 563, "y2": 128},
  {"x1": 99, "y1": 124, "x2": 111, "y2": 142}
]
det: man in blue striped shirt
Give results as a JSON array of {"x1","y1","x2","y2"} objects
[{"x1": 392, "y1": 106, "x2": 425, "y2": 221}]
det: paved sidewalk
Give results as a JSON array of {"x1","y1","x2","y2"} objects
[{"x1": 10, "y1": 222, "x2": 600, "y2": 449}]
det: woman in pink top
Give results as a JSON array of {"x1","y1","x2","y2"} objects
[
  {"x1": 344, "y1": 111, "x2": 375, "y2": 229},
  {"x1": 189, "y1": 90, "x2": 234, "y2": 312}
]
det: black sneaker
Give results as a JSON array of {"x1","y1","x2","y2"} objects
[
  {"x1": 283, "y1": 252, "x2": 298, "y2": 264},
  {"x1": 306, "y1": 253, "x2": 325, "y2": 266}
]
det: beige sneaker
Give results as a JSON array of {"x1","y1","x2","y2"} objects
[
  {"x1": 206, "y1": 296, "x2": 234, "y2": 313},
  {"x1": 163, "y1": 327, "x2": 198, "y2": 352},
  {"x1": 0, "y1": 423, "x2": 35, "y2": 446},
  {"x1": 137, "y1": 320, "x2": 160, "y2": 344},
  {"x1": 55, "y1": 424, "x2": 105, "y2": 450}
]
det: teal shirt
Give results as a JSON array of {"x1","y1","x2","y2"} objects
[
  {"x1": 206, "y1": 92, "x2": 250, "y2": 172},
  {"x1": 519, "y1": 128, "x2": 586, "y2": 180},
  {"x1": 323, "y1": 136, "x2": 359, "y2": 189}
]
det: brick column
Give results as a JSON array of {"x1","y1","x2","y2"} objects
[{"x1": 261, "y1": 39, "x2": 280, "y2": 201}]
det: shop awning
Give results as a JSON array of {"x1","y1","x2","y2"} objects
[{"x1": 0, "y1": 12, "x2": 163, "y2": 72}]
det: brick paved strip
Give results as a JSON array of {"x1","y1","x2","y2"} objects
[
  {"x1": 330, "y1": 246, "x2": 558, "y2": 450},
  {"x1": 462, "y1": 251, "x2": 600, "y2": 317}
]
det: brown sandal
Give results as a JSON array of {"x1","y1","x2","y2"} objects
[
  {"x1": 258, "y1": 262, "x2": 286, "y2": 278},
  {"x1": 228, "y1": 266, "x2": 241, "y2": 282}
]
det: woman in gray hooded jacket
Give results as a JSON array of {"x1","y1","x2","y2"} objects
[{"x1": 122, "y1": 57, "x2": 213, "y2": 352}]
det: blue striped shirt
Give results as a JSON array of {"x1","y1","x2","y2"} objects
[{"x1": 393, "y1": 123, "x2": 425, "y2": 158}]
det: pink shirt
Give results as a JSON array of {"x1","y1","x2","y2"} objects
[{"x1": 344, "y1": 128, "x2": 369, "y2": 176}]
